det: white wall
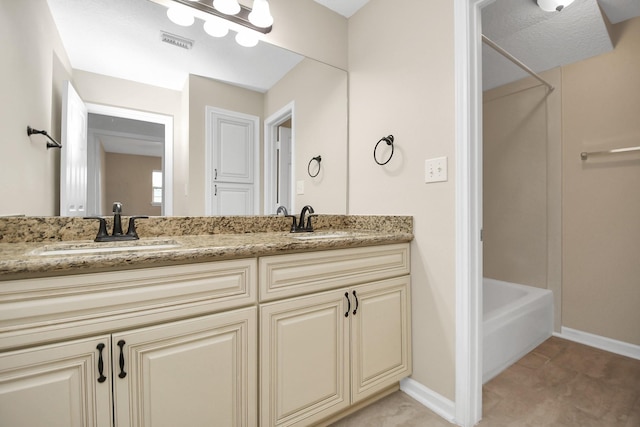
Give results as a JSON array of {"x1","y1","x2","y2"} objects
[
  {"x1": 0, "y1": 0, "x2": 71, "y2": 216},
  {"x1": 348, "y1": 0, "x2": 457, "y2": 399}
]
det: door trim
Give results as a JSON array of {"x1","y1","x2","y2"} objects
[
  {"x1": 454, "y1": 0, "x2": 487, "y2": 425},
  {"x1": 264, "y1": 102, "x2": 295, "y2": 215}
]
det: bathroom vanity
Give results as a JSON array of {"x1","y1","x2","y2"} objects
[{"x1": 0, "y1": 216, "x2": 412, "y2": 427}]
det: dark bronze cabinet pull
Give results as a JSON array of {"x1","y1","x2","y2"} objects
[
  {"x1": 96, "y1": 343, "x2": 107, "y2": 383},
  {"x1": 344, "y1": 292, "x2": 350, "y2": 318},
  {"x1": 352, "y1": 290, "x2": 359, "y2": 315},
  {"x1": 117, "y1": 340, "x2": 127, "y2": 379}
]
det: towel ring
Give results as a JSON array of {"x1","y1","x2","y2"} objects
[
  {"x1": 308, "y1": 155, "x2": 322, "y2": 177},
  {"x1": 374, "y1": 135, "x2": 394, "y2": 165}
]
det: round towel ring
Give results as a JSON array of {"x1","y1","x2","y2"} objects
[
  {"x1": 308, "y1": 155, "x2": 322, "y2": 177},
  {"x1": 374, "y1": 135, "x2": 394, "y2": 165}
]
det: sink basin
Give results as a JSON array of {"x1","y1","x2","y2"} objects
[
  {"x1": 30, "y1": 239, "x2": 180, "y2": 256},
  {"x1": 291, "y1": 231, "x2": 362, "y2": 240}
]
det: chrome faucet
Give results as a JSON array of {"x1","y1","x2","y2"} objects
[
  {"x1": 276, "y1": 206, "x2": 288, "y2": 216},
  {"x1": 84, "y1": 202, "x2": 148, "y2": 242}
]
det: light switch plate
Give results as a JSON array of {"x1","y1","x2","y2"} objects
[
  {"x1": 425, "y1": 157, "x2": 448, "y2": 183},
  {"x1": 296, "y1": 180, "x2": 305, "y2": 195}
]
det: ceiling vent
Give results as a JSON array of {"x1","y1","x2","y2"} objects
[{"x1": 160, "y1": 31, "x2": 194, "y2": 49}]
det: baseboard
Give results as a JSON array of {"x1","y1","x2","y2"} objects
[
  {"x1": 554, "y1": 327, "x2": 640, "y2": 360},
  {"x1": 400, "y1": 377, "x2": 457, "y2": 424}
]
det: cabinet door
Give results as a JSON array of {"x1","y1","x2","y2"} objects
[
  {"x1": 350, "y1": 276, "x2": 412, "y2": 403},
  {"x1": 113, "y1": 307, "x2": 257, "y2": 427},
  {"x1": 260, "y1": 291, "x2": 350, "y2": 427},
  {"x1": 0, "y1": 335, "x2": 112, "y2": 427}
]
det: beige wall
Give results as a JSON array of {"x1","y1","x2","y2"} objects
[
  {"x1": 0, "y1": 0, "x2": 71, "y2": 216},
  {"x1": 265, "y1": 58, "x2": 348, "y2": 214},
  {"x1": 482, "y1": 69, "x2": 563, "y2": 330},
  {"x1": 187, "y1": 75, "x2": 265, "y2": 215},
  {"x1": 562, "y1": 17, "x2": 640, "y2": 345},
  {"x1": 482, "y1": 17, "x2": 640, "y2": 346},
  {"x1": 105, "y1": 153, "x2": 162, "y2": 216},
  {"x1": 72, "y1": 70, "x2": 187, "y2": 216},
  {"x1": 348, "y1": 0, "x2": 457, "y2": 399},
  {"x1": 264, "y1": 0, "x2": 347, "y2": 70}
]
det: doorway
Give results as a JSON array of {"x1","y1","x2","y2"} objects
[
  {"x1": 86, "y1": 104, "x2": 174, "y2": 216},
  {"x1": 60, "y1": 81, "x2": 173, "y2": 216},
  {"x1": 453, "y1": 0, "x2": 488, "y2": 425},
  {"x1": 264, "y1": 102, "x2": 295, "y2": 215},
  {"x1": 87, "y1": 113, "x2": 164, "y2": 216}
]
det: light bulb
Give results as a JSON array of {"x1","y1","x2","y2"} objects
[
  {"x1": 235, "y1": 30, "x2": 259, "y2": 47},
  {"x1": 537, "y1": 0, "x2": 575, "y2": 12},
  {"x1": 204, "y1": 19, "x2": 229, "y2": 38},
  {"x1": 248, "y1": 0, "x2": 273, "y2": 28},
  {"x1": 213, "y1": 0, "x2": 241, "y2": 15},
  {"x1": 167, "y1": 6, "x2": 194, "y2": 26}
]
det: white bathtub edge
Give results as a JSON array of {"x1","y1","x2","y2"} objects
[
  {"x1": 400, "y1": 378, "x2": 456, "y2": 424},
  {"x1": 482, "y1": 330, "x2": 551, "y2": 384},
  {"x1": 555, "y1": 327, "x2": 640, "y2": 360}
]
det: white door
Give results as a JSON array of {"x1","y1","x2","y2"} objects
[
  {"x1": 212, "y1": 182, "x2": 255, "y2": 216},
  {"x1": 61, "y1": 81, "x2": 88, "y2": 216},
  {"x1": 277, "y1": 126, "x2": 292, "y2": 212},
  {"x1": 206, "y1": 107, "x2": 259, "y2": 215}
]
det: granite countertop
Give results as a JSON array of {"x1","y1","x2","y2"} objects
[{"x1": 0, "y1": 216, "x2": 413, "y2": 280}]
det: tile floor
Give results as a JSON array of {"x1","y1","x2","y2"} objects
[{"x1": 330, "y1": 337, "x2": 640, "y2": 426}]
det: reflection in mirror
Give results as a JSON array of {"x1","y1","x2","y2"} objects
[
  {"x1": 40, "y1": 0, "x2": 348, "y2": 216},
  {"x1": 87, "y1": 113, "x2": 165, "y2": 217}
]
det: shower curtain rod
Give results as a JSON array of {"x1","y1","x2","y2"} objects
[{"x1": 482, "y1": 35, "x2": 555, "y2": 91}]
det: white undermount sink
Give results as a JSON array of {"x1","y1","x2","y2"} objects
[
  {"x1": 291, "y1": 231, "x2": 362, "y2": 240},
  {"x1": 30, "y1": 239, "x2": 180, "y2": 256}
]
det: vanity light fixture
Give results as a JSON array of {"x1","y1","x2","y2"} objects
[
  {"x1": 248, "y1": 0, "x2": 273, "y2": 28},
  {"x1": 203, "y1": 18, "x2": 229, "y2": 38},
  {"x1": 166, "y1": 6, "x2": 195, "y2": 26},
  {"x1": 163, "y1": 0, "x2": 273, "y2": 47},
  {"x1": 537, "y1": 0, "x2": 575, "y2": 12},
  {"x1": 235, "y1": 29, "x2": 260, "y2": 47},
  {"x1": 213, "y1": 0, "x2": 241, "y2": 15}
]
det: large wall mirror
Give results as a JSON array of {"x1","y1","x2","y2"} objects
[{"x1": 46, "y1": 0, "x2": 347, "y2": 217}]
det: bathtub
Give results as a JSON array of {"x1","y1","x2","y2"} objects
[{"x1": 483, "y1": 278, "x2": 553, "y2": 383}]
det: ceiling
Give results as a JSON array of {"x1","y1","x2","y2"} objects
[
  {"x1": 313, "y1": 0, "x2": 370, "y2": 18},
  {"x1": 315, "y1": 0, "x2": 640, "y2": 90},
  {"x1": 47, "y1": 0, "x2": 304, "y2": 92},
  {"x1": 481, "y1": 0, "x2": 640, "y2": 90},
  {"x1": 48, "y1": 0, "x2": 640, "y2": 95}
]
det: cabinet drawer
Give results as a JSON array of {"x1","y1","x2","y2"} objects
[
  {"x1": 0, "y1": 259, "x2": 256, "y2": 350},
  {"x1": 259, "y1": 243, "x2": 409, "y2": 301}
]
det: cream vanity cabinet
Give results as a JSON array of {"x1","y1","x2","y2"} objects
[
  {"x1": 259, "y1": 243, "x2": 412, "y2": 427},
  {"x1": 0, "y1": 259, "x2": 258, "y2": 427}
]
